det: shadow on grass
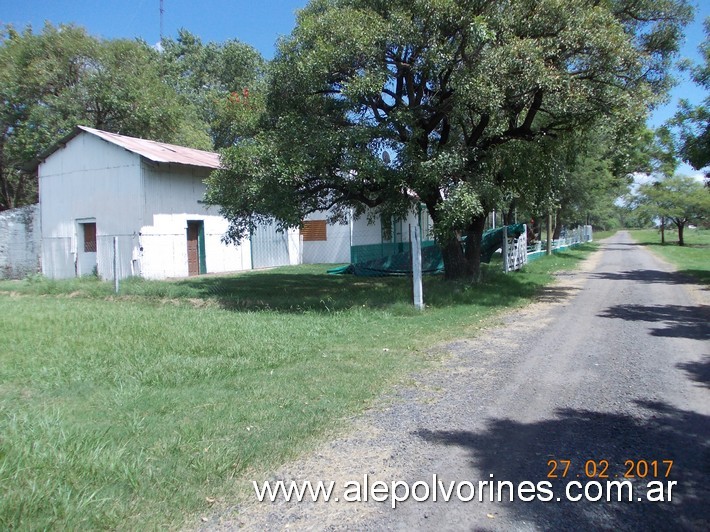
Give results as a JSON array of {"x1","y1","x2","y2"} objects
[
  {"x1": 543, "y1": 245, "x2": 598, "y2": 260},
  {"x1": 416, "y1": 400, "x2": 710, "y2": 530},
  {"x1": 678, "y1": 270, "x2": 710, "y2": 286},
  {"x1": 166, "y1": 266, "x2": 549, "y2": 313},
  {"x1": 597, "y1": 304, "x2": 710, "y2": 341},
  {"x1": 632, "y1": 241, "x2": 709, "y2": 249},
  {"x1": 2, "y1": 249, "x2": 594, "y2": 314}
]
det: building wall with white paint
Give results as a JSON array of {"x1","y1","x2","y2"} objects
[
  {"x1": 39, "y1": 132, "x2": 143, "y2": 279},
  {"x1": 301, "y1": 213, "x2": 350, "y2": 264},
  {"x1": 39, "y1": 130, "x2": 251, "y2": 280},
  {"x1": 350, "y1": 207, "x2": 433, "y2": 247},
  {"x1": 139, "y1": 162, "x2": 251, "y2": 279},
  {"x1": 301, "y1": 206, "x2": 434, "y2": 265}
]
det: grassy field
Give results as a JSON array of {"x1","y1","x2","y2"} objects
[
  {"x1": 0, "y1": 246, "x2": 596, "y2": 529},
  {"x1": 629, "y1": 228, "x2": 710, "y2": 285},
  {"x1": 591, "y1": 229, "x2": 618, "y2": 241}
]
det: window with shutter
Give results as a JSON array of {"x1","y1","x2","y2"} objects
[
  {"x1": 83, "y1": 223, "x2": 97, "y2": 252},
  {"x1": 301, "y1": 220, "x2": 327, "y2": 241}
]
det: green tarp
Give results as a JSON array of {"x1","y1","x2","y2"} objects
[{"x1": 328, "y1": 224, "x2": 525, "y2": 276}]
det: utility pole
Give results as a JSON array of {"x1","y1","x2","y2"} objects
[{"x1": 160, "y1": 0, "x2": 164, "y2": 41}]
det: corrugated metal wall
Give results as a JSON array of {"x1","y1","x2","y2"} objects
[
  {"x1": 39, "y1": 133, "x2": 143, "y2": 279},
  {"x1": 140, "y1": 162, "x2": 252, "y2": 279},
  {"x1": 250, "y1": 221, "x2": 293, "y2": 269},
  {"x1": 38, "y1": 132, "x2": 254, "y2": 280}
]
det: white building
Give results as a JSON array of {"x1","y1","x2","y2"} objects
[
  {"x1": 32, "y1": 125, "x2": 433, "y2": 280},
  {"x1": 36, "y1": 126, "x2": 252, "y2": 280},
  {"x1": 300, "y1": 206, "x2": 434, "y2": 265}
]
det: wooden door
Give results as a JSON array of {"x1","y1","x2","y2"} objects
[{"x1": 187, "y1": 222, "x2": 200, "y2": 276}]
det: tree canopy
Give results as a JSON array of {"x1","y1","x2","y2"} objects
[
  {"x1": 635, "y1": 175, "x2": 710, "y2": 245},
  {"x1": 206, "y1": 0, "x2": 692, "y2": 280},
  {"x1": 0, "y1": 24, "x2": 232, "y2": 211},
  {"x1": 160, "y1": 29, "x2": 266, "y2": 149},
  {"x1": 672, "y1": 17, "x2": 710, "y2": 177}
]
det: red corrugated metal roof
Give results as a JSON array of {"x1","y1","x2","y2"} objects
[{"x1": 77, "y1": 126, "x2": 221, "y2": 169}]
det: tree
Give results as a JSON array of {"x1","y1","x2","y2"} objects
[
  {"x1": 636, "y1": 175, "x2": 710, "y2": 245},
  {"x1": 503, "y1": 123, "x2": 650, "y2": 237},
  {"x1": 0, "y1": 24, "x2": 93, "y2": 210},
  {"x1": 160, "y1": 29, "x2": 266, "y2": 149},
  {"x1": 208, "y1": 0, "x2": 691, "y2": 281},
  {"x1": 672, "y1": 17, "x2": 710, "y2": 178},
  {"x1": 0, "y1": 23, "x2": 211, "y2": 211}
]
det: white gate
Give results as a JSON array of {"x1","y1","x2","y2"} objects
[{"x1": 503, "y1": 224, "x2": 528, "y2": 272}]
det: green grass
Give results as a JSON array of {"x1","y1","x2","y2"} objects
[
  {"x1": 628, "y1": 228, "x2": 710, "y2": 285},
  {"x1": 592, "y1": 229, "x2": 618, "y2": 240},
  {"x1": 0, "y1": 245, "x2": 596, "y2": 529}
]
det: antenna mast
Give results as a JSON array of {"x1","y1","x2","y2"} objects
[{"x1": 159, "y1": 0, "x2": 164, "y2": 41}]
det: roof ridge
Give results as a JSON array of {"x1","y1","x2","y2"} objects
[{"x1": 75, "y1": 126, "x2": 221, "y2": 169}]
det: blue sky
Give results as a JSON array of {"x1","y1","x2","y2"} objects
[
  {"x1": 0, "y1": 1, "x2": 306, "y2": 58},
  {"x1": 1, "y1": 1, "x2": 707, "y2": 145}
]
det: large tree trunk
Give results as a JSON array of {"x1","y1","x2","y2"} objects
[
  {"x1": 660, "y1": 216, "x2": 665, "y2": 244},
  {"x1": 440, "y1": 238, "x2": 472, "y2": 281},
  {"x1": 426, "y1": 192, "x2": 488, "y2": 282},
  {"x1": 676, "y1": 220, "x2": 685, "y2": 246},
  {"x1": 503, "y1": 200, "x2": 516, "y2": 226},
  {"x1": 438, "y1": 215, "x2": 487, "y2": 282},
  {"x1": 531, "y1": 216, "x2": 542, "y2": 243},
  {"x1": 463, "y1": 214, "x2": 487, "y2": 282},
  {"x1": 552, "y1": 209, "x2": 563, "y2": 240}
]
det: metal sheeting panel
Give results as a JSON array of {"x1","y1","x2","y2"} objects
[
  {"x1": 33, "y1": 126, "x2": 220, "y2": 171},
  {"x1": 78, "y1": 126, "x2": 220, "y2": 168},
  {"x1": 250, "y1": 222, "x2": 291, "y2": 269}
]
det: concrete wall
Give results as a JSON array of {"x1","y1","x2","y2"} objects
[{"x1": 0, "y1": 204, "x2": 41, "y2": 279}]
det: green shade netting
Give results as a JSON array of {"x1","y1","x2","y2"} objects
[{"x1": 329, "y1": 224, "x2": 525, "y2": 276}]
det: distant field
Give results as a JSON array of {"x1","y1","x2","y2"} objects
[
  {"x1": 0, "y1": 245, "x2": 597, "y2": 529},
  {"x1": 629, "y1": 228, "x2": 710, "y2": 285},
  {"x1": 592, "y1": 229, "x2": 618, "y2": 240}
]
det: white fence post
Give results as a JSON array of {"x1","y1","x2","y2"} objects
[
  {"x1": 113, "y1": 236, "x2": 119, "y2": 294},
  {"x1": 410, "y1": 225, "x2": 424, "y2": 310},
  {"x1": 505, "y1": 224, "x2": 528, "y2": 272}
]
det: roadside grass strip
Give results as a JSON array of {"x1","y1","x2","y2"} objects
[
  {"x1": 0, "y1": 245, "x2": 596, "y2": 529},
  {"x1": 629, "y1": 229, "x2": 710, "y2": 285}
]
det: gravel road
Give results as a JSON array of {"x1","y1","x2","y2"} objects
[{"x1": 209, "y1": 231, "x2": 709, "y2": 531}]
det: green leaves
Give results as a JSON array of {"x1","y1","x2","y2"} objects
[
  {"x1": 160, "y1": 29, "x2": 266, "y2": 149},
  {"x1": 434, "y1": 182, "x2": 483, "y2": 241},
  {"x1": 212, "y1": 0, "x2": 691, "y2": 278},
  {"x1": 635, "y1": 175, "x2": 710, "y2": 242},
  {"x1": 0, "y1": 23, "x2": 217, "y2": 210},
  {"x1": 670, "y1": 18, "x2": 710, "y2": 175}
]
